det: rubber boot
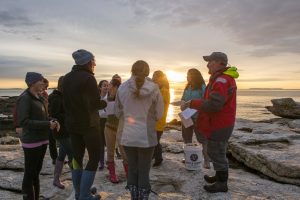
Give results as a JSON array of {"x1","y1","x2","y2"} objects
[
  {"x1": 79, "y1": 170, "x2": 101, "y2": 200},
  {"x1": 72, "y1": 169, "x2": 82, "y2": 200},
  {"x1": 204, "y1": 173, "x2": 217, "y2": 184},
  {"x1": 53, "y1": 160, "x2": 65, "y2": 189},
  {"x1": 126, "y1": 185, "x2": 139, "y2": 200},
  {"x1": 204, "y1": 171, "x2": 228, "y2": 193},
  {"x1": 123, "y1": 163, "x2": 128, "y2": 179},
  {"x1": 107, "y1": 162, "x2": 119, "y2": 183},
  {"x1": 139, "y1": 188, "x2": 151, "y2": 200}
]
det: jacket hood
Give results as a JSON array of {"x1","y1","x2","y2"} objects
[
  {"x1": 223, "y1": 67, "x2": 239, "y2": 79},
  {"x1": 128, "y1": 76, "x2": 157, "y2": 97},
  {"x1": 71, "y1": 65, "x2": 94, "y2": 75}
]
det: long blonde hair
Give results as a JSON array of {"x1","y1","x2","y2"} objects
[{"x1": 152, "y1": 70, "x2": 169, "y2": 89}]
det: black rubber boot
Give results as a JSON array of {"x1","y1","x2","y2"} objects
[
  {"x1": 204, "y1": 174, "x2": 217, "y2": 184},
  {"x1": 204, "y1": 171, "x2": 228, "y2": 193},
  {"x1": 139, "y1": 188, "x2": 151, "y2": 200}
]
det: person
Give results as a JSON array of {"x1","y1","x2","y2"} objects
[
  {"x1": 180, "y1": 68, "x2": 209, "y2": 168},
  {"x1": 104, "y1": 78, "x2": 128, "y2": 183},
  {"x1": 151, "y1": 70, "x2": 170, "y2": 167},
  {"x1": 41, "y1": 78, "x2": 58, "y2": 165},
  {"x1": 111, "y1": 74, "x2": 122, "y2": 159},
  {"x1": 98, "y1": 80, "x2": 109, "y2": 170},
  {"x1": 115, "y1": 60, "x2": 164, "y2": 200},
  {"x1": 63, "y1": 49, "x2": 107, "y2": 200},
  {"x1": 48, "y1": 76, "x2": 73, "y2": 189},
  {"x1": 184, "y1": 52, "x2": 239, "y2": 193},
  {"x1": 17, "y1": 72, "x2": 60, "y2": 200}
]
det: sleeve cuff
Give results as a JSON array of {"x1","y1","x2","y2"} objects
[{"x1": 190, "y1": 99, "x2": 203, "y2": 110}]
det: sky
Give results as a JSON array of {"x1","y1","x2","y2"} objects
[{"x1": 0, "y1": 0, "x2": 300, "y2": 89}]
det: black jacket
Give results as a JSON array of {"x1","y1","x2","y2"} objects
[
  {"x1": 17, "y1": 89, "x2": 50, "y2": 143},
  {"x1": 48, "y1": 89, "x2": 68, "y2": 139},
  {"x1": 63, "y1": 65, "x2": 107, "y2": 134}
]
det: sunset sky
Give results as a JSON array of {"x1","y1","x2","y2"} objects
[{"x1": 0, "y1": 0, "x2": 299, "y2": 89}]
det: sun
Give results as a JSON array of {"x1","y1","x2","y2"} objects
[{"x1": 166, "y1": 70, "x2": 186, "y2": 83}]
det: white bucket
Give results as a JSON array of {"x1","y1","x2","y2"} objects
[{"x1": 184, "y1": 143, "x2": 202, "y2": 171}]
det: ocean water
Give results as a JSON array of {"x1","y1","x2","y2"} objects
[{"x1": 1, "y1": 88, "x2": 300, "y2": 122}]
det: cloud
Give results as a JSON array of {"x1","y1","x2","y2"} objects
[
  {"x1": 0, "y1": 55, "x2": 58, "y2": 79},
  {"x1": 0, "y1": 9, "x2": 41, "y2": 27},
  {"x1": 121, "y1": 0, "x2": 300, "y2": 56},
  {"x1": 0, "y1": 7, "x2": 43, "y2": 40},
  {"x1": 237, "y1": 77, "x2": 298, "y2": 82}
]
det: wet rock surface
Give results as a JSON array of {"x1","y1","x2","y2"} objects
[
  {"x1": 229, "y1": 118, "x2": 300, "y2": 186},
  {"x1": 0, "y1": 125, "x2": 300, "y2": 199}
]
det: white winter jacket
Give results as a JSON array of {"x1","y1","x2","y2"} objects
[{"x1": 115, "y1": 76, "x2": 164, "y2": 147}]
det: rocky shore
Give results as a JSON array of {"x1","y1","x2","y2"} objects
[{"x1": 1, "y1": 97, "x2": 300, "y2": 199}]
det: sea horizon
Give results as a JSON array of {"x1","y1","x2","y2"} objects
[{"x1": 1, "y1": 88, "x2": 300, "y2": 122}]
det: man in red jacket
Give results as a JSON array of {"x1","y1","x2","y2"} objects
[{"x1": 184, "y1": 52, "x2": 239, "y2": 193}]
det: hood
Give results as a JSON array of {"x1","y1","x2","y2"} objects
[
  {"x1": 71, "y1": 65, "x2": 94, "y2": 75},
  {"x1": 223, "y1": 67, "x2": 239, "y2": 79},
  {"x1": 128, "y1": 76, "x2": 157, "y2": 97}
]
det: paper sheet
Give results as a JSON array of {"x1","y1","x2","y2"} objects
[
  {"x1": 106, "y1": 101, "x2": 115, "y2": 115},
  {"x1": 179, "y1": 113, "x2": 194, "y2": 128},
  {"x1": 178, "y1": 108, "x2": 197, "y2": 128},
  {"x1": 180, "y1": 108, "x2": 197, "y2": 119}
]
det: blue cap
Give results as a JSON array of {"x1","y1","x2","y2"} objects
[
  {"x1": 72, "y1": 49, "x2": 94, "y2": 66},
  {"x1": 25, "y1": 72, "x2": 44, "y2": 86}
]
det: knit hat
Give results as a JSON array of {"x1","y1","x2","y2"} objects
[
  {"x1": 72, "y1": 49, "x2": 94, "y2": 66},
  {"x1": 25, "y1": 72, "x2": 44, "y2": 86}
]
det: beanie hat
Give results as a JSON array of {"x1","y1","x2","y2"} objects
[
  {"x1": 25, "y1": 72, "x2": 44, "y2": 86},
  {"x1": 72, "y1": 49, "x2": 94, "y2": 66}
]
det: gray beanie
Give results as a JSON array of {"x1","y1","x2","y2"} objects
[
  {"x1": 25, "y1": 72, "x2": 44, "y2": 86},
  {"x1": 72, "y1": 49, "x2": 94, "y2": 66}
]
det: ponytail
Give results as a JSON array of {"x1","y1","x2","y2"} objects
[{"x1": 131, "y1": 60, "x2": 150, "y2": 97}]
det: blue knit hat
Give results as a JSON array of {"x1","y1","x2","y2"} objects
[
  {"x1": 25, "y1": 72, "x2": 44, "y2": 86},
  {"x1": 72, "y1": 49, "x2": 94, "y2": 66}
]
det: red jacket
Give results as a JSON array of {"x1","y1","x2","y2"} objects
[{"x1": 190, "y1": 67, "x2": 238, "y2": 141}]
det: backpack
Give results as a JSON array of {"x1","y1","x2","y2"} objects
[{"x1": 12, "y1": 91, "x2": 26, "y2": 127}]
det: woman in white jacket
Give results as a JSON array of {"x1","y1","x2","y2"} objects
[{"x1": 115, "y1": 60, "x2": 164, "y2": 200}]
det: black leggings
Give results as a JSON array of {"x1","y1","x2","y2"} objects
[
  {"x1": 70, "y1": 127, "x2": 101, "y2": 171},
  {"x1": 124, "y1": 146, "x2": 155, "y2": 189},
  {"x1": 22, "y1": 144, "x2": 47, "y2": 200}
]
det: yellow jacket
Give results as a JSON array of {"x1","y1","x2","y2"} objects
[{"x1": 156, "y1": 87, "x2": 170, "y2": 131}]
